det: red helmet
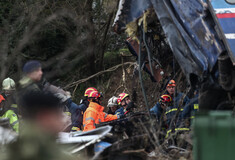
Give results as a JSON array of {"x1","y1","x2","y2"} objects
[
  {"x1": 88, "y1": 91, "x2": 101, "y2": 99},
  {"x1": 159, "y1": 94, "x2": 172, "y2": 103},
  {"x1": 117, "y1": 93, "x2": 129, "y2": 105},
  {"x1": 84, "y1": 87, "x2": 97, "y2": 97},
  {"x1": 0, "y1": 95, "x2": 5, "y2": 103}
]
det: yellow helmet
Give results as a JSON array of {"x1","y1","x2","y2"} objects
[{"x1": 117, "y1": 93, "x2": 129, "y2": 105}]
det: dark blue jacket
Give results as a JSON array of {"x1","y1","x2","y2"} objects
[
  {"x1": 150, "y1": 102, "x2": 184, "y2": 128},
  {"x1": 170, "y1": 92, "x2": 189, "y2": 109},
  {"x1": 67, "y1": 99, "x2": 89, "y2": 131},
  {"x1": 181, "y1": 94, "x2": 199, "y2": 122},
  {"x1": 150, "y1": 92, "x2": 190, "y2": 128},
  {"x1": 150, "y1": 102, "x2": 163, "y2": 120},
  {"x1": 115, "y1": 107, "x2": 126, "y2": 116}
]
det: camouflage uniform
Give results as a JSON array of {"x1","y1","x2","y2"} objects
[
  {"x1": 2, "y1": 122, "x2": 75, "y2": 160},
  {"x1": 17, "y1": 76, "x2": 41, "y2": 115},
  {"x1": 18, "y1": 76, "x2": 41, "y2": 93}
]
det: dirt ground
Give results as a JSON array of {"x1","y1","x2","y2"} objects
[{"x1": 96, "y1": 60, "x2": 187, "y2": 113}]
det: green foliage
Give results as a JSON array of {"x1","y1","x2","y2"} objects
[
  {"x1": 119, "y1": 48, "x2": 130, "y2": 54},
  {"x1": 103, "y1": 51, "x2": 120, "y2": 68}
]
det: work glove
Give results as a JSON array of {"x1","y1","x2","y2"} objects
[
  {"x1": 126, "y1": 101, "x2": 135, "y2": 111},
  {"x1": 55, "y1": 93, "x2": 68, "y2": 103}
]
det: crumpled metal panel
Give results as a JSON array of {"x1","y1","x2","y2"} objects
[
  {"x1": 113, "y1": 0, "x2": 152, "y2": 29},
  {"x1": 150, "y1": 0, "x2": 203, "y2": 81},
  {"x1": 169, "y1": 0, "x2": 224, "y2": 71},
  {"x1": 150, "y1": 0, "x2": 225, "y2": 82},
  {"x1": 114, "y1": 0, "x2": 226, "y2": 85}
]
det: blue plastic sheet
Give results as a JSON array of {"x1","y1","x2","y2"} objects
[{"x1": 94, "y1": 141, "x2": 112, "y2": 153}]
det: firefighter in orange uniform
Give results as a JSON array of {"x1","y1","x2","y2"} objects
[{"x1": 83, "y1": 91, "x2": 119, "y2": 132}]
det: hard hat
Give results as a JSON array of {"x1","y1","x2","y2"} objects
[
  {"x1": 0, "y1": 95, "x2": 5, "y2": 103},
  {"x1": 117, "y1": 93, "x2": 129, "y2": 105},
  {"x1": 107, "y1": 96, "x2": 118, "y2": 107},
  {"x1": 2, "y1": 77, "x2": 16, "y2": 90},
  {"x1": 84, "y1": 87, "x2": 97, "y2": 97},
  {"x1": 88, "y1": 91, "x2": 101, "y2": 99},
  {"x1": 167, "y1": 80, "x2": 176, "y2": 87},
  {"x1": 159, "y1": 94, "x2": 172, "y2": 103}
]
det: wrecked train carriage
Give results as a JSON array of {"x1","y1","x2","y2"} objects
[{"x1": 113, "y1": 0, "x2": 235, "y2": 110}]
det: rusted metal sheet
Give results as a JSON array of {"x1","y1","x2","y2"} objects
[{"x1": 126, "y1": 38, "x2": 163, "y2": 82}]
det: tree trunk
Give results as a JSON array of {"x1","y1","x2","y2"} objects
[
  {"x1": 97, "y1": 11, "x2": 114, "y2": 71},
  {"x1": 84, "y1": 0, "x2": 96, "y2": 75}
]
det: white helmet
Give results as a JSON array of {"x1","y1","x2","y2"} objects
[
  {"x1": 2, "y1": 77, "x2": 16, "y2": 91},
  {"x1": 107, "y1": 96, "x2": 118, "y2": 107}
]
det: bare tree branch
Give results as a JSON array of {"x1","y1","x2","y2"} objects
[{"x1": 64, "y1": 62, "x2": 135, "y2": 89}]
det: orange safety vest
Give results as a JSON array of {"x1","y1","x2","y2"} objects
[{"x1": 83, "y1": 102, "x2": 117, "y2": 132}]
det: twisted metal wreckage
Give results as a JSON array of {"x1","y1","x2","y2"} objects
[
  {"x1": 89, "y1": 0, "x2": 235, "y2": 158},
  {"x1": 1, "y1": 0, "x2": 235, "y2": 159},
  {"x1": 113, "y1": 0, "x2": 235, "y2": 111}
]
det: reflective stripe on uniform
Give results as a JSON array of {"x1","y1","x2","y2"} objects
[
  {"x1": 190, "y1": 116, "x2": 195, "y2": 119},
  {"x1": 115, "y1": 112, "x2": 120, "y2": 115},
  {"x1": 11, "y1": 120, "x2": 18, "y2": 126},
  {"x1": 11, "y1": 104, "x2": 17, "y2": 108},
  {"x1": 83, "y1": 123, "x2": 95, "y2": 127},
  {"x1": 165, "y1": 128, "x2": 190, "y2": 138},
  {"x1": 175, "y1": 128, "x2": 190, "y2": 131},
  {"x1": 166, "y1": 129, "x2": 172, "y2": 138},
  {"x1": 165, "y1": 108, "x2": 183, "y2": 115},
  {"x1": 194, "y1": 104, "x2": 199, "y2": 110},
  {"x1": 85, "y1": 117, "x2": 95, "y2": 121},
  {"x1": 64, "y1": 112, "x2": 71, "y2": 116},
  {"x1": 71, "y1": 126, "x2": 79, "y2": 131}
]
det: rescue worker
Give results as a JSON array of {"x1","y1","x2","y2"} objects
[
  {"x1": 150, "y1": 94, "x2": 173, "y2": 125},
  {"x1": 165, "y1": 80, "x2": 189, "y2": 108},
  {"x1": 181, "y1": 90, "x2": 199, "y2": 127},
  {"x1": 2, "y1": 77, "x2": 18, "y2": 115},
  {"x1": 115, "y1": 93, "x2": 135, "y2": 116},
  {"x1": 0, "y1": 95, "x2": 19, "y2": 133},
  {"x1": 163, "y1": 80, "x2": 190, "y2": 139},
  {"x1": 2, "y1": 77, "x2": 16, "y2": 97},
  {"x1": 107, "y1": 96, "x2": 119, "y2": 115},
  {"x1": 5, "y1": 91, "x2": 75, "y2": 160},
  {"x1": 70, "y1": 87, "x2": 97, "y2": 132},
  {"x1": 83, "y1": 91, "x2": 119, "y2": 132},
  {"x1": 150, "y1": 94, "x2": 173, "y2": 143}
]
